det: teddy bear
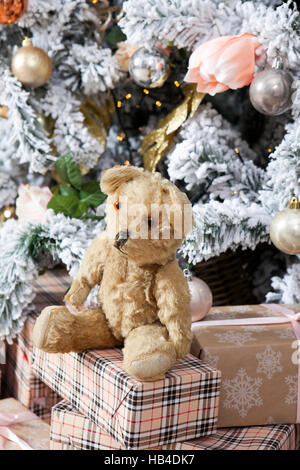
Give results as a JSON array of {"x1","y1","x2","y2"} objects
[{"x1": 33, "y1": 165, "x2": 193, "y2": 381}]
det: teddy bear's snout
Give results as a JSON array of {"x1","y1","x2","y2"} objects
[{"x1": 114, "y1": 231, "x2": 129, "y2": 251}]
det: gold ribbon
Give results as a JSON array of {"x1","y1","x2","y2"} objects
[{"x1": 141, "y1": 84, "x2": 205, "y2": 172}]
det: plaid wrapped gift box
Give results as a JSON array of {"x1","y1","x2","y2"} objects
[
  {"x1": 32, "y1": 348, "x2": 221, "y2": 450},
  {"x1": 51, "y1": 400, "x2": 299, "y2": 451},
  {"x1": 2, "y1": 268, "x2": 69, "y2": 421}
]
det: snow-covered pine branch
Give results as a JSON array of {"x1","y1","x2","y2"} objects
[
  {"x1": 259, "y1": 121, "x2": 300, "y2": 215},
  {"x1": 0, "y1": 172, "x2": 17, "y2": 207},
  {"x1": 181, "y1": 198, "x2": 271, "y2": 264},
  {"x1": 167, "y1": 103, "x2": 262, "y2": 203},
  {"x1": 0, "y1": 209, "x2": 106, "y2": 342},
  {"x1": 266, "y1": 259, "x2": 300, "y2": 303},
  {"x1": 0, "y1": 68, "x2": 55, "y2": 173}
]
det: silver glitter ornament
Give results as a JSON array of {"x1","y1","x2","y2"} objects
[
  {"x1": 249, "y1": 68, "x2": 293, "y2": 116},
  {"x1": 129, "y1": 47, "x2": 170, "y2": 88}
]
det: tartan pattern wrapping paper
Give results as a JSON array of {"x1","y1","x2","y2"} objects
[
  {"x1": 51, "y1": 400, "x2": 299, "y2": 451},
  {"x1": 2, "y1": 268, "x2": 69, "y2": 420},
  {"x1": 33, "y1": 348, "x2": 221, "y2": 449}
]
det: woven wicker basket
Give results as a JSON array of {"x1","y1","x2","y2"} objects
[{"x1": 191, "y1": 247, "x2": 260, "y2": 306}]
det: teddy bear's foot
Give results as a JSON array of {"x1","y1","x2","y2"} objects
[
  {"x1": 123, "y1": 323, "x2": 176, "y2": 381},
  {"x1": 130, "y1": 353, "x2": 172, "y2": 381},
  {"x1": 33, "y1": 305, "x2": 121, "y2": 354}
]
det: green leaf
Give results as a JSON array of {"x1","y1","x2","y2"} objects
[
  {"x1": 55, "y1": 153, "x2": 72, "y2": 183},
  {"x1": 105, "y1": 25, "x2": 126, "y2": 47},
  {"x1": 55, "y1": 153, "x2": 82, "y2": 190},
  {"x1": 51, "y1": 185, "x2": 60, "y2": 196},
  {"x1": 80, "y1": 182, "x2": 107, "y2": 208},
  {"x1": 47, "y1": 195, "x2": 79, "y2": 217},
  {"x1": 73, "y1": 200, "x2": 89, "y2": 218},
  {"x1": 59, "y1": 184, "x2": 79, "y2": 198}
]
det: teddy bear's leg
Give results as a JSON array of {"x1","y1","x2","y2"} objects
[
  {"x1": 33, "y1": 306, "x2": 121, "y2": 354},
  {"x1": 123, "y1": 323, "x2": 177, "y2": 381}
]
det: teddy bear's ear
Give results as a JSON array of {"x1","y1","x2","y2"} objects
[
  {"x1": 100, "y1": 165, "x2": 144, "y2": 195},
  {"x1": 162, "y1": 180, "x2": 193, "y2": 237}
]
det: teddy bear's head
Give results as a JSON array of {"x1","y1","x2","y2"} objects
[{"x1": 101, "y1": 165, "x2": 192, "y2": 266}]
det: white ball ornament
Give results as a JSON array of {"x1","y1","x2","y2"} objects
[
  {"x1": 187, "y1": 276, "x2": 213, "y2": 322},
  {"x1": 249, "y1": 68, "x2": 293, "y2": 116},
  {"x1": 270, "y1": 197, "x2": 300, "y2": 255}
]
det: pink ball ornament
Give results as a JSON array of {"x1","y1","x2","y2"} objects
[{"x1": 188, "y1": 277, "x2": 213, "y2": 322}]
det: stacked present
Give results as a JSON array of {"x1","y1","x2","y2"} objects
[
  {"x1": 32, "y1": 348, "x2": 221, "y2": 450},
  {"x1": 2, "y1": 268, "x2": 69, "y2": 421},
  {"x1": 4, "y1": 266, "x2": 300, "y2": 450},
  {"x1": 31, "y1": 296, "x2": 300, "y2": 450},
  {"x1": 191, "y1": 304, "x2": 300, "y2": 427}
]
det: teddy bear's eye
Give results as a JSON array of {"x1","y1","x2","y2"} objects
[{"x1": 114, "y1": 200, "x2": 120, "y2": 211}]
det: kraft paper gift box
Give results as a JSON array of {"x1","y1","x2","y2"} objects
[
  {"x1": 191, "y1": 304, "x2": 300, "y2": 428},
  {"x1": 0, "y1": 398, "x2": 50, "y2": 450},
  {"x1": 50, "y1": 400, "x2": 299, "y2": 451},
  {"x1": 32, "y1": 348, "x2": 221, "y2": 450},
  {"x1": 2, "y1": 268, "x2": 68, "y2": 421}
]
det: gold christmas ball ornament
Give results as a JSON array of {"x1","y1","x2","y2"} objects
[
  {"x1": 11, "y1": 38, "x2": 52, "y2": 88},
  {"x1": 270, "y1": 197, "x2": 300, "y2": 254}
]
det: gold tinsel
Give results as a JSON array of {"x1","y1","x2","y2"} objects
[
  {"x1": 80, "y1": 96, "x2": 114, "y2": 149},
  {"x1": 141, "y1": 84, "x2": 205, "y2": 172}
]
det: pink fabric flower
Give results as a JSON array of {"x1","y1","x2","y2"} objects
[
  {"x1": 184, "y1": 33, "x2": 261, "y2": 96},
  {"x1": 16, "y1": 185, "x2": 53, "y2": 225}
]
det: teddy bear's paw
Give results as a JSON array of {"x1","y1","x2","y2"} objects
[
  {"x1": 130, "y1": 352, "x2": 172, "y2": 381},
  {"x1": 33, "y1": 306, "x2": 54, "y2": 350},
  {"x1": 33, "y1": 306, "x2": 74, "y2": 353}
]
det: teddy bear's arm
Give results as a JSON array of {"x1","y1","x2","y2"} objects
[
  {"x1": 64, "y1": 236, "x2": 108, "y2": 307},
  {"x1": 154, "y1": 260, "x2": 192, "y2": 359}
]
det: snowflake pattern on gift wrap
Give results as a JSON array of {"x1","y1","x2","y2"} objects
[
  {"x1": 223, "y1": 369, "x2": 263, "y2": 418},
  {"x1": 201, "y1": 350, "x2": 219, "y2": 369},
  {"x1": 256, "y1": 345, "x2": 282, "y2": 380},
  {"x1": 274, "y1": 327, "x2": 295, "y2": 339},
  {"x1": 285, "y1": 376, "x2": 298, "y2": 405},
  {"x1": 214, "y1": 330, "x2": 256, "y2": 346}
]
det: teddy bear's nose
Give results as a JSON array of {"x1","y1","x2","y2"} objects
[
  {"x1": 115, "y1": 231, "x2": 129, "y2": 250},
  {"x1": 115, "y1": 230, "x2": 129, "y2": 241}
]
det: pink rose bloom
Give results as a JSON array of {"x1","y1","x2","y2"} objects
[
  {"x1": 184, "y1": 33, "x2": 261, "y2": 96},
  {"x1": 16, "y1": 185, "x2": 53, "y2": 225}
]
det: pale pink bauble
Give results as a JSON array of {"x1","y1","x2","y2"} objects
[{"x1": 188, "y1": 277, "x2": 213, "y2": 322}]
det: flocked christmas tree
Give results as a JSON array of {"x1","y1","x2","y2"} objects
[{"x1": 1, "y1": 0, "x2": 300, "y2": 341}]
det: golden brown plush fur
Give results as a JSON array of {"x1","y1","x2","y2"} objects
[{"x1": 33, "y1": 166, "x2": 192, "y2": 381}]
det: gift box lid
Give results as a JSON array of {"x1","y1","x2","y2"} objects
[
  {"x1": 33, "y1": 348, "x2": 221, "y2": 449},
  {"x1": 0, "y1": 398, "x2": 50, "y2": 450}
]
